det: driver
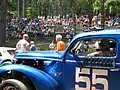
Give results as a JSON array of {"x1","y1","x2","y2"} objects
[{"x1": 88, "y1": 39, "x2": 113, "y2": 57}]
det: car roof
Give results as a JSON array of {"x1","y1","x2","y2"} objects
[{"x1": 73, "y1": 28, "x2": 120, "y2": 40}]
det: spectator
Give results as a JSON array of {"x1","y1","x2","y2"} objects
[
  {"x1": 49, "y1": 40, "x2": 55, "y2": 50},
  {"x1": 66, "y1": 39, "x2": 71, "y2": 47},
  {"x1": 30, "y1": 41, "x2": 37, "y2": 51},
  {"x1": 56, "y1": 34, "x2": 66, "y2": 51},
  {"x1": 16, "y1": 34, "x2": 30, "y2": 52}
]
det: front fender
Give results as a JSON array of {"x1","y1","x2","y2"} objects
[{"x1": 0, "y1": 64, "x2": 59, "y2": 90}]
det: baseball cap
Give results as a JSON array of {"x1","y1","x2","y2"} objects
[{"x1": 23, "y1": 34, "x2": 28, "y2": 37}]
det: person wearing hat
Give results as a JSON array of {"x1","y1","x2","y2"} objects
[
  {"x1": 56, "y1": 34, "x2": 66, "y2": 51},
  {"x1": 30, "y1": 41, "x2": 37, "y2": 51},
  {"x1": 16, "y1": 34, "x2": 30, "y2": 52}
]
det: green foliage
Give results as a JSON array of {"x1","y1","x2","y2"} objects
[
  {"x1": 105, "y1": 0, "x2": 120, "y2": 14},
  {"x1": 6, "y1": 0, "x2": 120, "y2": 18},
  {"x1": 26, "y1": 4, "x2": 32, "y2": 18},
  {"x1": 26, "y1": 3, "x2": 38, "y2": 18},
  {"x1": 93, "y1": 0, "x2": 100, "y2": 11},
  {"x1": 7, "y1": 0, "x2": 17, "y2": 13},
  {"x1": 37, "y1": 44, "x2": 49, "y2": 51}
]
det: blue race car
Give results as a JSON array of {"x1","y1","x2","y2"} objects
[{"x1": 0, "y1": 28, "x2": 120, "y2": 90}]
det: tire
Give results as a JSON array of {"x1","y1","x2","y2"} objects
[{"x1": 0, "y1": 79, "x2": 28, "y2": 90}]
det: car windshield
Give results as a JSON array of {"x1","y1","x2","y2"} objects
[
  {"x1": 2, "y1": 50, "x2": 13, "y2": 58},
  {"x1": 7, "y1": 50, "x2": 15, "y2": 56},
  {"x1": 0, "y1": 48, "x2": 16, "y2": 58}
]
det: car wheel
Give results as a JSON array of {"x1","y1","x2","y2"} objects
[{"x1": 0, "y1": 79, "x2": 28, "y2": 90}]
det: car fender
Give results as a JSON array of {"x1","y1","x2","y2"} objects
[{"x1": 0, "y1": 64, "x2": 59, "y2": 90}]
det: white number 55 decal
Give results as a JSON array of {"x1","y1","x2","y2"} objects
[{"x1": 75, "y1": 68, "x2": 108, "y2": 90}]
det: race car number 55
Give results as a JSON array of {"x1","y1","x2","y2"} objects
[{"x1": 75, "y1": 68, "x2": 108, "y2": 90}]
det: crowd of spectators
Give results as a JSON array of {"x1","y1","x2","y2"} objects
[
  {"x1": 6, "y1": 14, "x2": 120, "y2": 42},
  {"x1": 6, "y1": 16, "x2": 76, "y2": 41}
]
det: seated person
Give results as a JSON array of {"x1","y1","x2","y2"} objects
[{"x1": 88, "y1": 39, "x2": 114, "y2": 57}]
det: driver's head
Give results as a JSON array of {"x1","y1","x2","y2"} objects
[{"x1": 99, "y1": 39, "x2": 110, "y2": 51}]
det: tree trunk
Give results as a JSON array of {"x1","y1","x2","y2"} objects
[
  {"x1": 101, "y1": 0, "x2": 105, "y2": 28},
  {"x1": 0, "y1": 0, "x2": 7, "y2": 46},
  {"x1": 18, "y1": 0, "x2": 23, "y2": 18},
  {"x1": 23, "y1": 0, "x2": 26, "y2": 18},
  {"x1": 88, "y1": 0, "x2": 93, "y2": 27}
]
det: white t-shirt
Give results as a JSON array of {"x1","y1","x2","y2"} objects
[
  {"x1": 49, "y1": 43, "x2": 55, "y2": 50},
  {"x1": 16, "y1": 39, "x2": 29, "y2": 52}
]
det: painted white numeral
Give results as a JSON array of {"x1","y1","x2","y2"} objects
[
  {"x1": 92, "y1": 69, "x2": 108, "y2": 90},
  {"x1": 75, "y1": 68, "x2": 108, "y2": 90},
  {"x1": 75, "y1": 68, "x2": 90, "y2": 90}
]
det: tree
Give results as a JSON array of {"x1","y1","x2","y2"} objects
[
  {"x1": 0, "y1": 0, "x2": 7, "y2": 46},
  {"x1": 105, "y1": 0, "x2": 120, "y2": 15}
]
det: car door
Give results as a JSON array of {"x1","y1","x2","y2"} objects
[{"x1": 69, "y1": 37, "x2": 117, "y2": 90}]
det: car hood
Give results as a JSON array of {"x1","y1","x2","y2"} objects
[{"x1": 15, "y1": 51, "x2": 65, "y2": 61}]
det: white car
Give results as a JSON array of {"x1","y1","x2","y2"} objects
[{"x1": 0, "y1": 47, "x2": 16, "y2": 65}]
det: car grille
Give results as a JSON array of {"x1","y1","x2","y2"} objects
[{"x1": 83, "y1": 57, "x2": 115, "y2": 68}]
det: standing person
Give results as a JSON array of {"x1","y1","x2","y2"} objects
[
  {"x1": 66, "y1": 39, "x2": 71, "y2": 47},
  {"x1": 16, "y1": 34, "x2": 30, "y2": 52},
  {"x1": 49, "y1": 40, "x2": 55, "y2": 50},
  {"x1": 30, "y1": 41, "x2": 37, "y2": 51},
  {"x1": 56, "y1": 34, "x2": 66, "y2": 51}
]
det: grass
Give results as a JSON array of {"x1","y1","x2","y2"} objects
[{"x1": 37, "y1": 43, "x2": 50, "y2": 51}]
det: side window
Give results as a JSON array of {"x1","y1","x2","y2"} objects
[
  {"x1": 71, "y1": 38, "x2": 116, "y2": 57},
  {"x1": 70, "y1": 40, "x2": 88, "y2": 56}
]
